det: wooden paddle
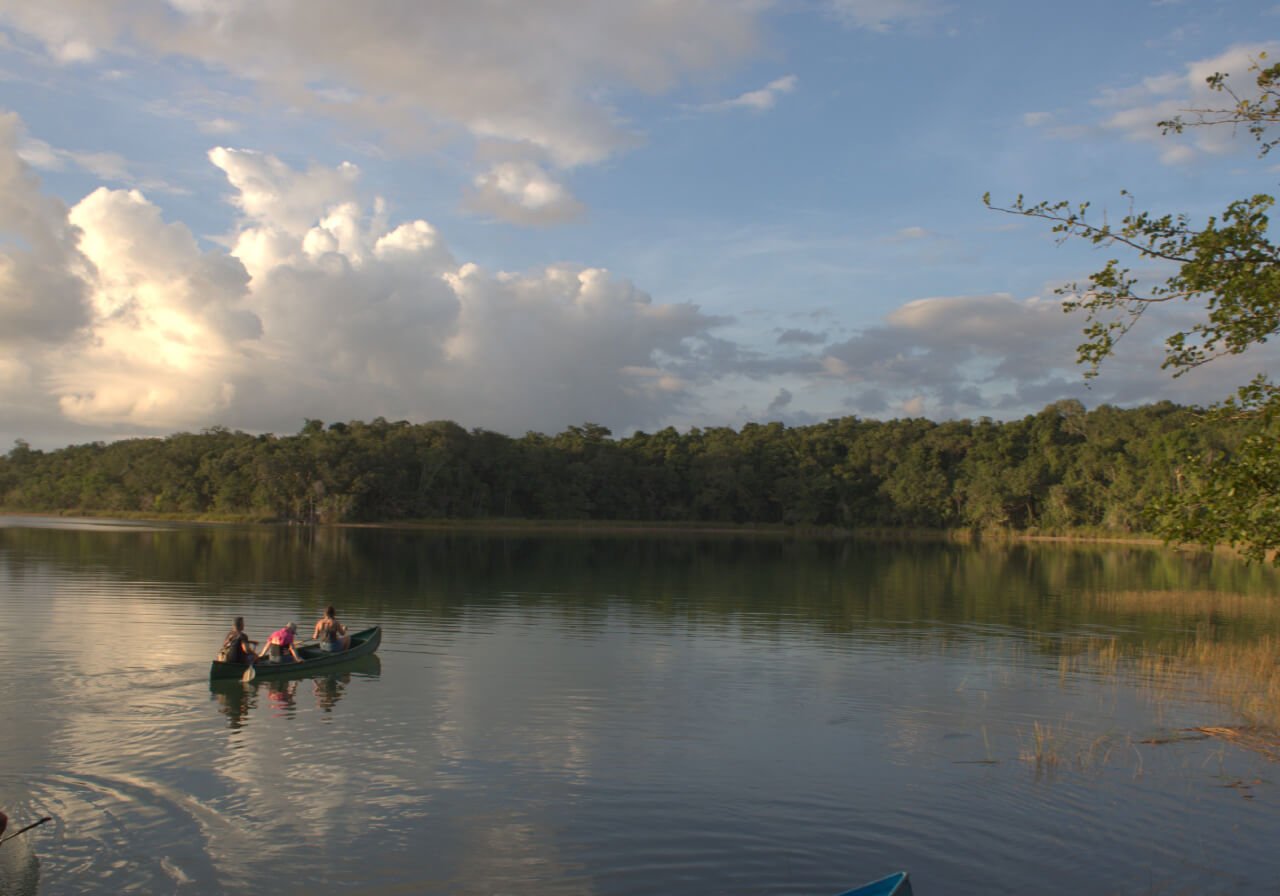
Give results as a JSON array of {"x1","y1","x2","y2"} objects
[{"x1": 0, "y1": 817, "x2": 51, "y2": 847}]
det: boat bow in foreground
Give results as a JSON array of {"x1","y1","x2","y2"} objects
[{"x1": 834, "y1": 871, "x2": 912, "y2": 896}]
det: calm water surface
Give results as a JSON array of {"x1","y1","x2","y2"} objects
[{"x1": 2, "y1": 518, "x2": 1279, "y2": 895}]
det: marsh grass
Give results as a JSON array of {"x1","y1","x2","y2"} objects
[
  {"x1": 1035, "y1": 587, "x2": 1280, "y2": 767},
  {"x1": 1016, "y1": 717, "x2": 1129, "y2": 771},
  {"x1": 1096, "y1": 589, "x2": 1280, "y2": 621},
  {"x1": 1021, "y1": 721, "x2": 1065, "y2": 768},
  {"x1": 1068, "y1": 589, "x2": 1280, "y2": 721},
  {"x1": 1055, "y1": 603, "x2": 1280, "y2": 761},
  {"x1": 1124, "y1": 632, "x2": 1280, "y2": 729}
]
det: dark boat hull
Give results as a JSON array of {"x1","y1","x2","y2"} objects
[
  {"x1": 835, "y1": 872, "x2": 912, "y2": 896},
  {"x1": 209, "y1": 626, "x2": 382, "y2": 680}
]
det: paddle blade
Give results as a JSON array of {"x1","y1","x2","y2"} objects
[{"x1": 241, "y1": 664, "x2": 256, "y2": 682}]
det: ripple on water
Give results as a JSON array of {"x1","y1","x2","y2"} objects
[
  {"x1": 5, "y1": 527, "x2": 1280, "y2": 895},
  {"x1": 0, "y1": 826, "x2": 40, "y2": 896},
  {"x1": 4, "y1": 771, "x2": 262, "y2": 895}
]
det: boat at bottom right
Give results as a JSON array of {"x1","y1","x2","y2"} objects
[{"x1": 834, "y1": 871, "x2": 912, "y2": 896}]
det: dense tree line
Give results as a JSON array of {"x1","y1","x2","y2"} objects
[{"x1": 0, "y1": 399, "x2": 1244, "y2": 536}]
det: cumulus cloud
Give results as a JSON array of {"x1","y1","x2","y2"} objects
[
  {"x1": 0, "y1": 110, "x2": 246, "y2": 436},
  {"x1": 0, "y1": 112, "x2": 90, "y2": 347},
  {"x1": 465, "y1": 161, "x2": 584, "y2": 226},
  {"x1": 1, "y1": 105, "x2": 1267, "y2": 446},
  {"x1": 211, "y1": 147, "x2": 364, "y2": 239},
  {"x1": 54, "y1": 185, "x2": 259, "y2": 429},
  {"x1": 0, "y1": 0, "x2": 765, "y2": 218},
  {"x1": 0, "y1": 111, "x2": 726, "y2": 444}
]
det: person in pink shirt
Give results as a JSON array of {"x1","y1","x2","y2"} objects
[{"x1": 259, "y1": 621, "x2": 304, "y2": 663}]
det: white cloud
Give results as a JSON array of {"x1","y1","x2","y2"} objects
[
  {"x1": 465, "y1": 161, "x2": 585, "y2": 226},
  {"x1": 0, "y1": 112, "x2": 724, "y2": 443},
  {"x1": 17, "y1": 135, "x2": 61, "y2": 170},
  {"x1": 709, "y1": 74, "x2": 798, "y2": 112},
  {"x1": 1090, "y1": 42, "x2": 1280, "y2": 162},
  {"x1": 62, "y1": 149, "x2": 130, "y2": 181},
  {"x1": 17, "y1": 132, "x2": 183, "y2": 192},
  {"x1": 1159, "y1": 143, "x2": 1196, "y2": 165},
  {"x1": 0, "y1": 112, "x2": 90, "y2": 346},
  {"x1": 0, "y1": 1, "x2": 766, "y2": 207},
  {"x1": 1, "y1": 107, "x2": 1265, "y2": 445},
  {"x1": 55, "y1": 185, "x2": 259, "y2": 428},
  {"x1": 829, "y1": 0, "x2": 947, "y2": 32},
  {"x1": 198, "y1": 117, "x2": 240, "y2": 135},
  {"x1": 211, "y1": 147, "x2": 362, "y2": 236}
]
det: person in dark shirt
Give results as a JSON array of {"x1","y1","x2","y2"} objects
[{"x1": 220, "y1": 617, "x2": 258, "y2": 666}]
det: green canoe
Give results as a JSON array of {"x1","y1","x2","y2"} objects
[{"x1": 209, "y1": 625, "x2": 382, "y2": 680}]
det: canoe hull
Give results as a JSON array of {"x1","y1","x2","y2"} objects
[
  {"x1": 835, "y1": 872, "x2": 912, "y2": 896},
  {"x1": 209, "y1": 625, "x2": 382, "y2": 680}
]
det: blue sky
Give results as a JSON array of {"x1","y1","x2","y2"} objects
[{"x1": 0, "y1": 0, "x2": 1275, "y2": 448}]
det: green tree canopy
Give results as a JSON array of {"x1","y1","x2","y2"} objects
[{"x1": 986, "y1": 56, "x2": 1280, "y2": 563}]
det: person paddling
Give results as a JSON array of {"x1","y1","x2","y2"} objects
[
  {"x1": 219, "y1": 616, "x2": 258, "y2": 666},
  {"x1": 259, "y1": 622, "x2": 304, "y2": 663},
  {"x1": 313, "y1": 605, "x2": 350, "y2": 652}
]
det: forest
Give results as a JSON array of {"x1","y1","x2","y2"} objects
[{"x1": 0, "y1": 399, "x2": 1238, "y2": 536}]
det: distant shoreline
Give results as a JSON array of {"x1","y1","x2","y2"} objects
[{"x1": 0, "y1": 508, "x2": 1188, "y2": 549}]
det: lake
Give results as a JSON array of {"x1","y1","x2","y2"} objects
[{"x1": 1, "y1": 517, "x2": 1279, "y2": 895}]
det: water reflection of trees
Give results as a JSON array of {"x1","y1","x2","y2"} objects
[{"x1": 7, "y1": 525, "x2": 1280, "y2": 649}]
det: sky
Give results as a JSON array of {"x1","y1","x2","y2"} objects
[{"x1": 0, "y1": 0, "x2": 1276, "y2": 449}]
